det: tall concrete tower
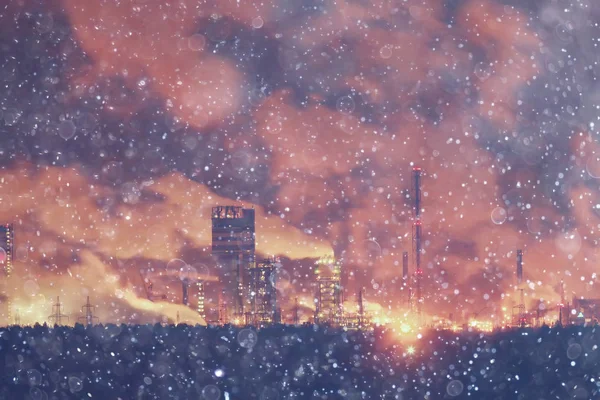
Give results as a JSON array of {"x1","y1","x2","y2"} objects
[{"x1": 182, "y1": 279, "x2": 190, "y2": 306}]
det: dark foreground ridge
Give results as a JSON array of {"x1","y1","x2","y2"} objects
[{"x1": 0, "y1": 324, "x2": 598, "y2": 399}]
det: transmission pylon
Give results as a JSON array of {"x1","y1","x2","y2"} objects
[
  {"x1": 48, "y1": 296, "x2": 68, "y2": 326},
  {"x1": 78, "y1": 296, "x2": 98, "y2": 326}
]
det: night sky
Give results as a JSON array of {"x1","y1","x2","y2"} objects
[{"x1": 0, "y1": 0, "x2": 599, "y2": 326}]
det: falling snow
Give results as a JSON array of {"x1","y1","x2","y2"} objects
[{"x1": 0, "y1": 0, "x2": 599, "y2": 397}]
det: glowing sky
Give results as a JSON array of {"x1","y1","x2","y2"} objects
[{"x1": 0, "y1": 0, "x2": 599, "y2": 325}]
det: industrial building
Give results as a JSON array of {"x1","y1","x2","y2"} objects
[
  {"x1": 211, "y1": 206, "x2": 255, "y2": 319},
  {"x1": 247, "y1": 256, "x2": 280, "y2": 326},
  {"x1": 9, "y1": 166, "x2": 589, "y2": 332}
]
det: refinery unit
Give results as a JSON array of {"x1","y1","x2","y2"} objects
[{"x1": 1, "y1": 168, "x2": 599, "y2": 331}]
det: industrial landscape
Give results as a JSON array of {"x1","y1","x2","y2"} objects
[
  {"x1": 1, "y1": 0, "x2": 599, "y2": 398},
  {"x1": 1, "y1": 168, "x2": 597, "y2": 331}
]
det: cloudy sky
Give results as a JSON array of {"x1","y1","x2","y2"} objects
[{"x1": 0, "y1": 0, "x2": 598, "y2": 326}]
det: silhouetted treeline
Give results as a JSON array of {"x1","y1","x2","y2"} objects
[{"x1": 0, "y1": 323, "x2": 598, "y2": 399}]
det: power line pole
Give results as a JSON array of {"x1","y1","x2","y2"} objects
[
  {"x1": 14, "y1": 308, "x2": 20, "y2": 326},
  {"x1": 48, "y1": 296, "x2": 68, "y2": 326},
  {"x1": 78, "y1": 296, "x2": 98, "y2": 326}
]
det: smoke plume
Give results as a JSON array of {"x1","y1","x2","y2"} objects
[{"x1": 0, "y1": 0, "x2": 598, "y2": 325}]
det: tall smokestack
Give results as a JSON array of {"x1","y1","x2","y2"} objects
[
  {"x1": 516, "y1": 249, "x2": 523, "y2": 285},
  {"x1": 402, "y1": 251, "x2": 410, "y2": 308},
  {"x1": 182, "y1": 279, "x2": 189, "y2": 306},
  {"x1": 358, "y1": 289, "x2": 364, "y2": 328},
  {"x1": 402, "y1": 251, "x2": 408, "y2": 280},
  {"x1": 413, "y1": 167, "x2": 423, "y2": 324},
  {"x1": 414, "y1": 168, "x2": 421, "y2": 219}
]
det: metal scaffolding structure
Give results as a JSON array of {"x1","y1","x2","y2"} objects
[
  {"x1": 247, "y1": 256, "x2": 280, "y2": 326},
  {"x1": 512, "y1": 250, "x2": 527, "y2": 327},
  {"x1": 196, "y1": 280, "x2": 205, "y2": 321},
  {"x1": 314, "y1": 255, "x2": 343, "y2": 325}
]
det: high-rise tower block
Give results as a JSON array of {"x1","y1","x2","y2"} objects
[{"x1": 211, "y1": 206, "x2": 255, "y2": 319}]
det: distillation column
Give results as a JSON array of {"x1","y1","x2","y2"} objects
[
  {"x1": 413, "y1": 167, "x2": 423, "y2": 324},
  {"x1": 197, "y1": 281, "x2": 205, "y2": 321},
  {"x1": 402, "y1": 251, "x2": 410, "y2": 309}
]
